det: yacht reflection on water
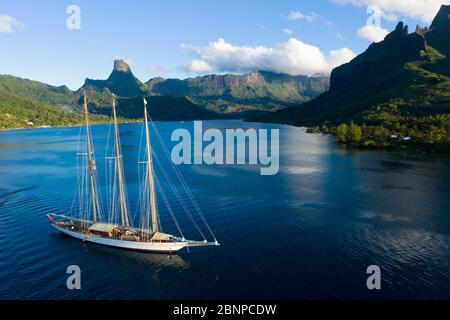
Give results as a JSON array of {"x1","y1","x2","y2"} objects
[{"x1": 85, "y1": 243, "x2": 190, "y2": 269}]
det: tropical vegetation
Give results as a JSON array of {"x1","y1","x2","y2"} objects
[{"x1": 259, "y1": 5, "x2": 450, "y2": 153}]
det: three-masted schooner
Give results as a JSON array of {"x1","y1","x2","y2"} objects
[{"x1": 48, "y1": 91, "x2": 219, "y2": 253}]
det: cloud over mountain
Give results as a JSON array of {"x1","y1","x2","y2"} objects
[
  {"x1": 357, "y1": 25, "x2": 389, "y2": 42},
  {"x1": 182, "y1": 38, "x2": 356, "y2": 76}
]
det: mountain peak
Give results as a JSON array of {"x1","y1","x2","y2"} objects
[
  {"x1": 113, "y1": 59, "x2": 131, "y2": 73},
  {"x1": 384, "y1": 21, "x2": 409, "y2": 41},
  {"x1": 394, "y1": 21, "x2": 407, "y2": 33},
  {"x1": 82, "y1": 60, "x2": 143, "y2": 97},
  {"x1": 330, "y1": 17, "x2": 428, "y2": 92},
  {"x1": 431, "y1": 4, "x2": 450, "y2": 29},
  {"x1": 424, "y1": 5, "x2": 450, "y2": 55}
]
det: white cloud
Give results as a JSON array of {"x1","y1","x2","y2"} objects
[
  {"x1": 283, "y1": 28, "x2": 294, "y2": 35},
  {"x1": 333, "y1": 0, "x2": 450, "y2": 23},
  {"x1": 0, "y1": 15, "x2": 24, "y2": 33},
  {"x1": 357, "y1": 24, "x2": 389, "y2": 42},
  {"x1": 114, "y1": 56, "x2": 134, "y2": 67},
  {"x1": 287, "y1": 11, "x2": 317, "y2": 22},
  {"x1": 185, "y1": 59, "x2": 213, "y2": 73},
  {"x1": 328, "y1": 48, "x2": 356, "y2": 69},
  {"x1": 181, "y1": 38, "x2": 356, "y2": 76},
  {"x1": 125, "y1": 58, "x2": 134, "y2": 67}
]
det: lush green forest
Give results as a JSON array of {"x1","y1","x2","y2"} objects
[
  {"x1": 305, "y1": 48, "x2": 450, "y2": 152},
  {"x1": 0, "y1": 74, "x2": 75, "y2": 107},
  {"x1": 0, "y1": 90, "x2": 107, "y2": 130},
  {"x1": 308, "y1": 115, "x2": 450, "y2": 152}
]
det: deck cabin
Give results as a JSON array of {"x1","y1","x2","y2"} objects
[
  {"x1": 88, "y1": 223, "x2": 119, "y2": 237},
  {"x1": 151, "y1": 231, "x2": 176, "y2": 242}
]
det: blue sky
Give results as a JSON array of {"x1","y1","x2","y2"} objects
[{"x1": 0, "y1": 0, "x2": 447, "y2": 89}]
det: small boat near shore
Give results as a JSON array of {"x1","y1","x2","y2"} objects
[{"x1": 48, "y1": 91, "x2": 219, "y2": 253}]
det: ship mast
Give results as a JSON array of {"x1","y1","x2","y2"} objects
[
  {"x1": 143, "y1": 98, "x2": 159, "y2": 233},
  {"x1": 112, "y1": 94, "x2": 129, "y2": 229},
  {"x1": 83, "y1": 90, "x2": 97, "y2": 223}
]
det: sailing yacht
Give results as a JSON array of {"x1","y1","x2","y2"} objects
[{"x1": 48, "y1": 91, "x2": 219, "y2": 253}]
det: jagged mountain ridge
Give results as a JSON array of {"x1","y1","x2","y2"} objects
[
  {"x1": 145, "y1": 70, "x2": 329, "y2": 108},
  {"x1": 83, "y1": 60, "x2": 144, "y2": 97},
  {"x1": 0, "y1": 58, "x2": 329, "y2": 124},
  {"x1": 81, "y1": 59, "x2": 329, "y2": 114}
]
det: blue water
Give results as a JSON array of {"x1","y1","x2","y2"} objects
[{"x1": 1, "y1": 120, "x2": 450, "y2": 299}]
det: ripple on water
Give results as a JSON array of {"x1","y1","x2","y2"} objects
[{"x1": 1, "y1": 122, "x2": 450, "y2": 299}]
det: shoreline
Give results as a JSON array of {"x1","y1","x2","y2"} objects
[
  {"x1": 2, "y1": 119, "x2": 450, "y2": 156},
  {"x1": 0, "y1": 119, "x2": 141, "y2": 133},
  {"x1": 0, "y1": 117, "x2": 249, "y2": 133}
]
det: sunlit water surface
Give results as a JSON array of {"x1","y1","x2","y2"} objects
[{"x1": 1, "y1": 120, "x2": 450, "y2": 299}]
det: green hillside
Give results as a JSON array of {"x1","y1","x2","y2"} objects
[
  {"x1": 0, "y1": 74, "x2": 75, "y2": 108},
  {"x1": 81, "y1": 59, "x2": 329, "y2": 114},
  {"x1": 145, "y1": 71, "x2": 329, "y2": 113},
  {"x1": 255, "y1": 5, "x2": 450, "y2": 152},
  {"x1": 0, "y1": 58, "x2": 329, "y2": 128},
  {"x1": 0, "y1": 90, "x2": 105, "y2": 130}
]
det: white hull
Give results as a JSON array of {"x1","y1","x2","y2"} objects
[{"x1": 51, "y1": 224, "x2": 208, "y2": 253}]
